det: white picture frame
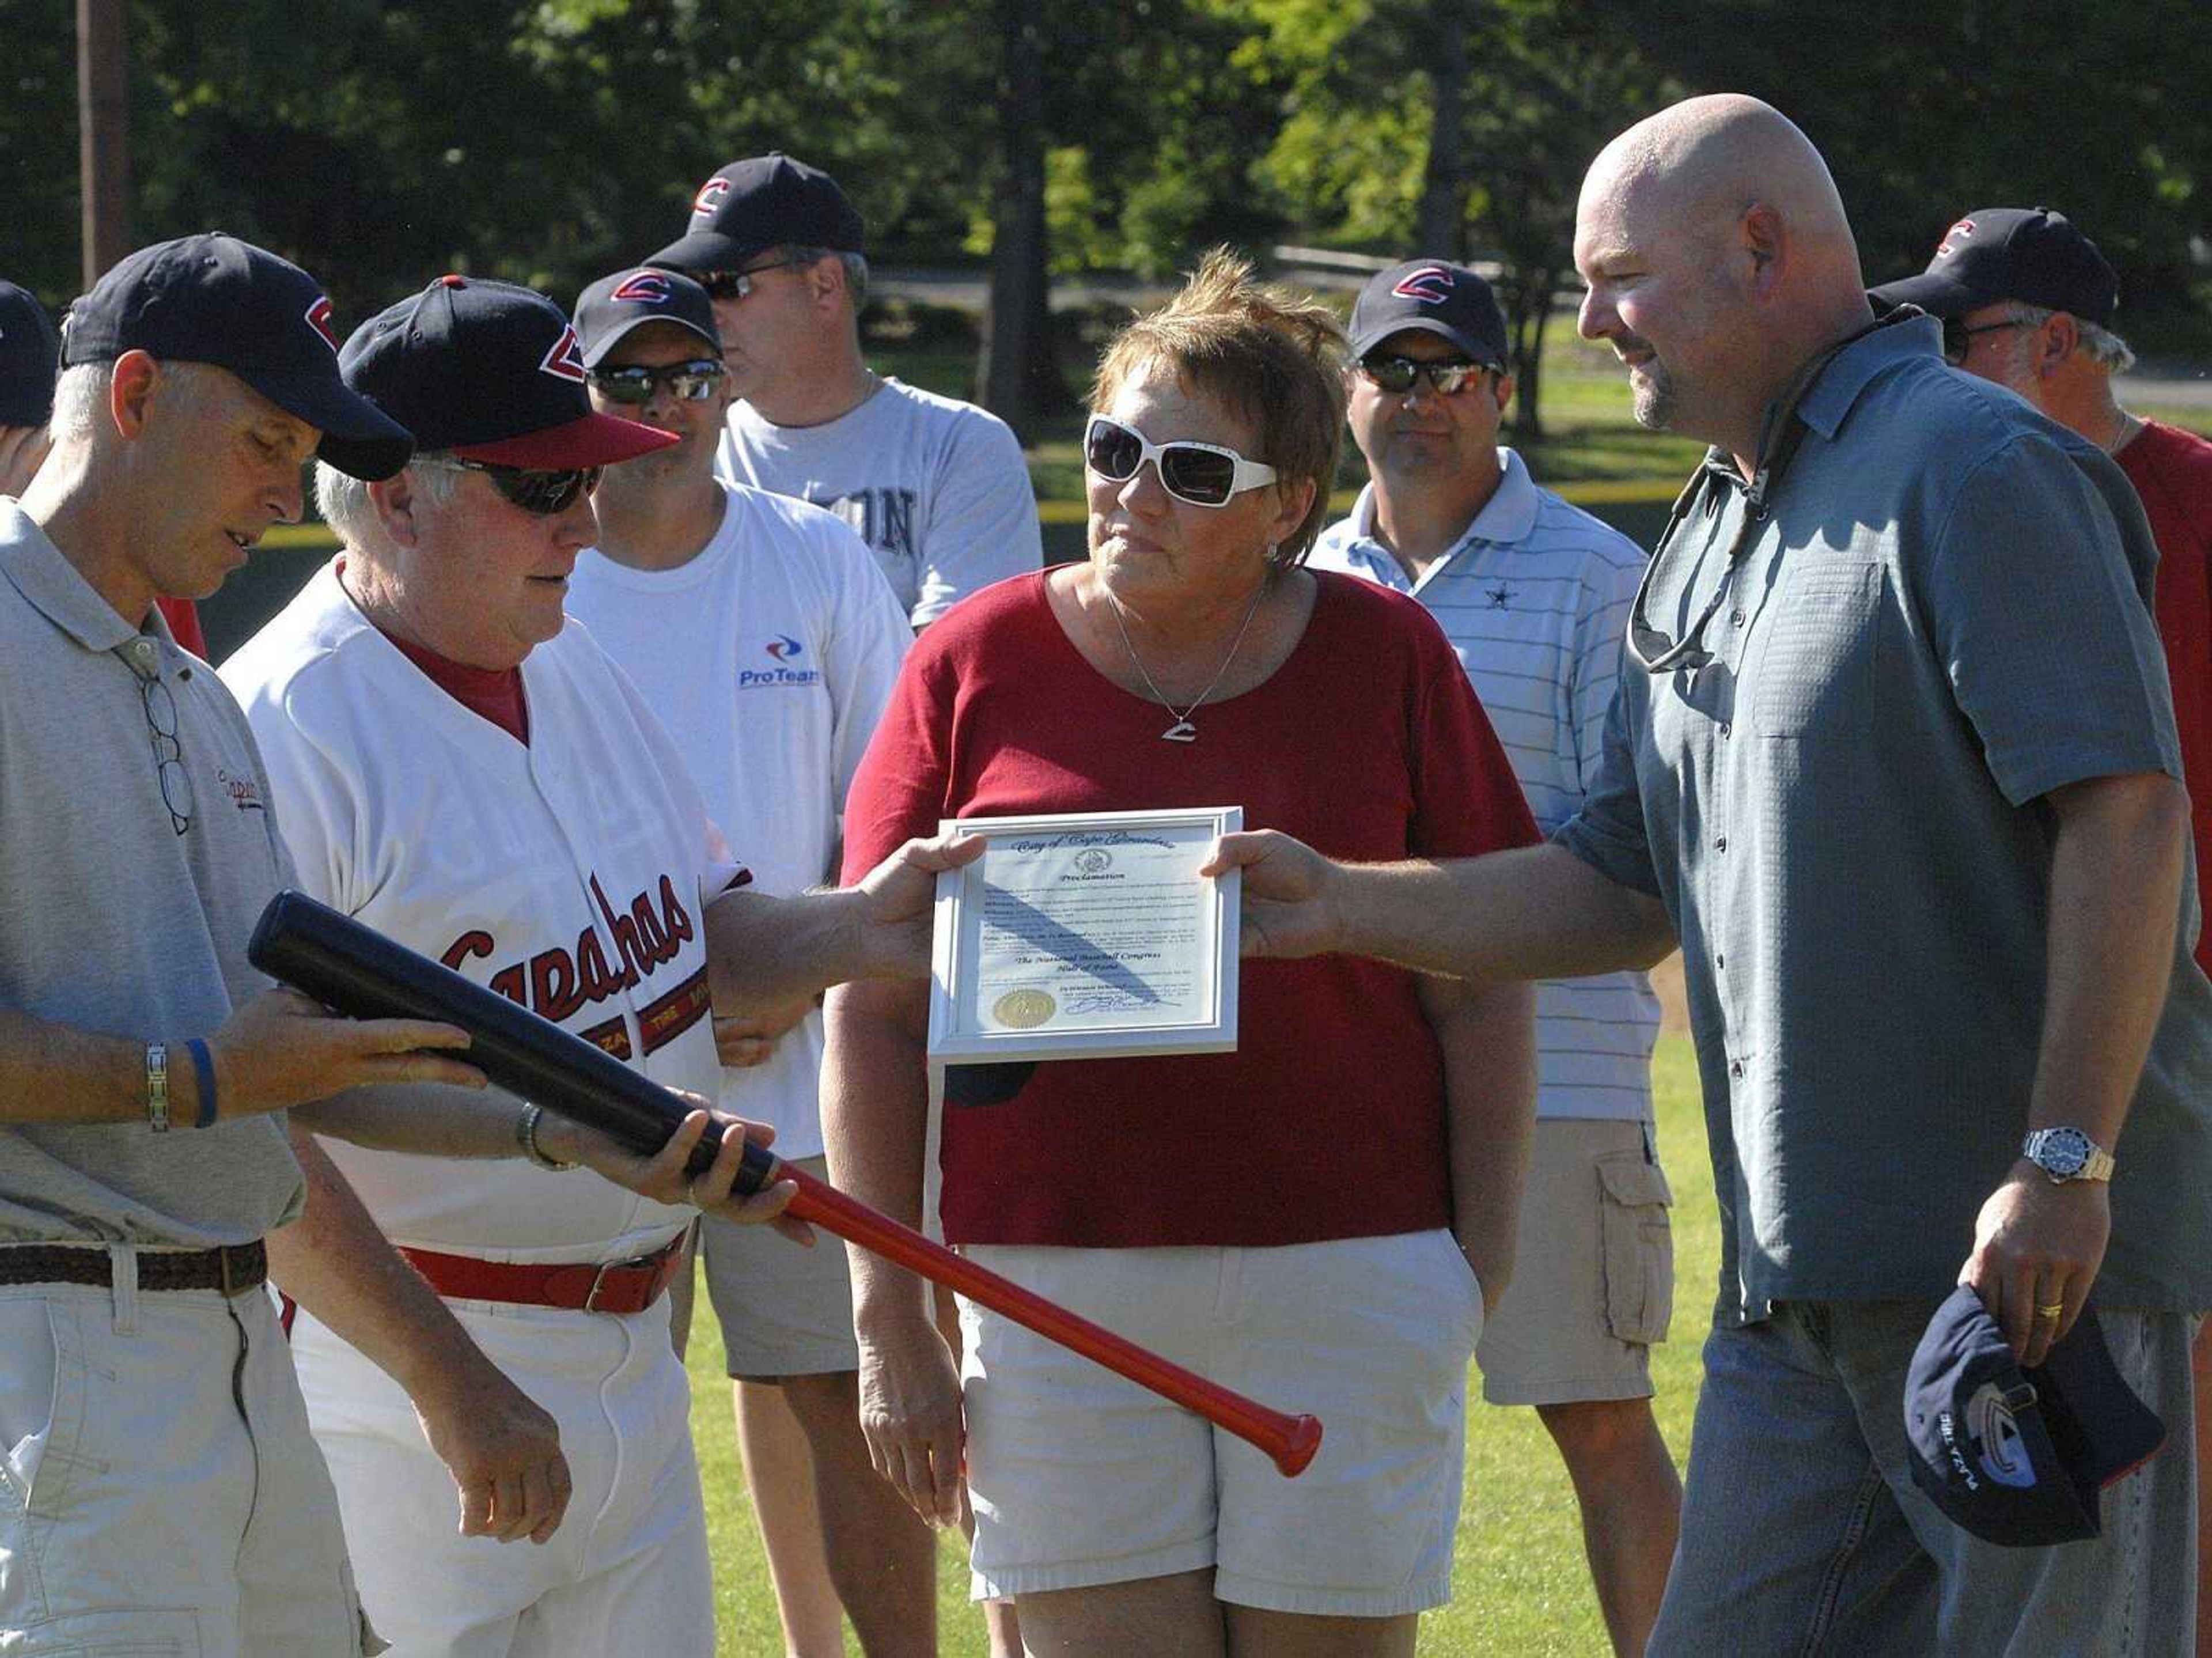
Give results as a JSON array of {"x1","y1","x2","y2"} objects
[{"x1": 926, "y1": 805, "x2": 1242, "y2": 1064}]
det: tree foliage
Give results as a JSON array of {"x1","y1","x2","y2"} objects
[{"x1": 0, "y1": 0, "x2": 2203, "y2": 433}]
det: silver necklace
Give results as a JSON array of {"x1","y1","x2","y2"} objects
[{"x1": 1103, "y1": 574, "x2": 1270, "y2": 743}]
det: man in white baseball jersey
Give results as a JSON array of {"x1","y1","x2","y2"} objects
[
  {"x1": 562, "y1": 266, "x2": 927, "y2": 1655},
  {"x1": 1308, "y1": 259, "x2": 1680, "y2": 1658},
  {"x1": 0, "y1": 233, "x2": 685, "y2": 1657},
  {"x1": 222, "y1": 273, "x2": 978, "y2": 1658},
  {"x1": 648, "y1": 152, "x2": 1043, "y2": 630}
]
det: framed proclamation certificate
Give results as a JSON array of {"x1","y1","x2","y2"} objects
[{"x1": 926, "y1": 806, "x2": 1241, "y2": 1063}]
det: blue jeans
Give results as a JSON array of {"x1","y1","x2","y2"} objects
[{"x1": 1652, "y1": 1300, "x2": 2196, "y2": 1657}]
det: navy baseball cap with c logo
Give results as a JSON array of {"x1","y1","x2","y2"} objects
[
  {"x1": 1349, "y1": 259, "x2": 1510, "y2": 369},
  {"x1": 647, "y1": 153, "x2": 866, "y2": 274},
  {"x1": 339, "y1": 275, "x2": 676, "y2": 470},
  {"x1": 60, "y1": 233, "x2": 414, "y2": 480},
  {"x1": 572, "y1": 267, "x2": 721, "y2": 368},
  {"x1": 1869, "y1": 207, "x2": 2120, "y2": 327},
  {"x1": 1904, "y1": 1285, "x2": 2164, "y2": 1547}
]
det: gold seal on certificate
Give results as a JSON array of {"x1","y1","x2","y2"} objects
[
  {"x1": 992, "y1": 988, "x2": 1058, "y2": 1029},
  {"x1": 927, "y1": 807, "x2": 1242, "y2": 1063}
]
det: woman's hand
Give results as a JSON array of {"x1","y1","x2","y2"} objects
[{"x1": 855, "y1": 1313, "x2": 967, "y2": 1527}]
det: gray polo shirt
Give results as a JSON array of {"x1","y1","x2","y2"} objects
[
  {"x1": 1557, "y1": 316, "x2": 2212, "y2": 1323},
  {"x1": 0, "y1": 501, "x2": 302, "y2": 1245}
]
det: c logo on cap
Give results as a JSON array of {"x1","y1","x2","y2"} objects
[
  {"x1": 611, "y1": 272, "x2": 673, "y2": 305},
  {"x1": 1967, "y1": 1381, "x2": 2039, "y2": 1489},
  {"x1": 1936, "y1": 218, "x2": 1976, "y2": 259},
  {"x1": 304, "y1": 296, "x2": 340, "y2": 353},
  {"x1": 538, "y1": 324, "x2": 588, "y2": 383},
  {"x1": 1391, "y1": 266, "x2": 1457, "y2": 304},
  {"x1": 692, "y1": 177, "x2": 732, "y2": 221}
]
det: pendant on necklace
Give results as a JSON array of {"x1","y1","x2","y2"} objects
[{"x1": 1160, "y1": 719, "x2": 1198, "y2": 743}]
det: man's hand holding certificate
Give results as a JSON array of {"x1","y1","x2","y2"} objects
[{"x1": 927, "y1": 807, "x2": 1241, "y2": 1062}]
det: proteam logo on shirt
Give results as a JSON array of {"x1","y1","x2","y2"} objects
[{"x1": 739, "y1": 633, "x2": 821, "y2": 690}]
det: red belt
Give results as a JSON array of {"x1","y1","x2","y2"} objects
[{"x1": 399, "y1": 1234, "x2": 688, "y2": 1316}]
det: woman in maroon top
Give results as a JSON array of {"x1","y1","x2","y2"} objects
[{"x1": 825, "y1": 252, "x2": 1539, "y2": 1656}]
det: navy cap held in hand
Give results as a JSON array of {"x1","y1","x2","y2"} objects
[{"x1": 1904, "y1": 1285, "x2": 2164, "y2": 1547}]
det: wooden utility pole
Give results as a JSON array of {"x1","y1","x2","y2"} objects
[{"x1": 78, "y1": 0, "x2": 131, "y2": 287}]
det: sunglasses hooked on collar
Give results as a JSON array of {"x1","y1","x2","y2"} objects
[
  {"x1": 1083, "y1": 414, "x2": 1278, "y2": 509},
  {"x1": 587, "y1": 359, "x2": 728, "y2": 404},
  {"x1": 419, "y1": 456, "x2": 601, "y2": 516},
  {"x1": 1357, "y1": 355, "x2": 1492, "y2": 396},
  {"x1": 1624, "y1": 315, "x2": 1909, "y2": 673}
]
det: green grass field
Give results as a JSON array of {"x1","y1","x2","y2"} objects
[{"x1": 681, "y1": 1032, "x2": 1712, "y2": 1656}]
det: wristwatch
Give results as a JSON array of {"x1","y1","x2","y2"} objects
[{"x1": 2020, "y1": 1126, "x2": 2115, "y2": 1184}]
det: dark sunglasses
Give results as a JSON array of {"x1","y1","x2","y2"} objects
[
  {"x1": 588, "y1": 359, "x2": 728, "y2": 405},
  {"x1": 1357, "y1": 355, "x2": 1491, "y2": 396},
  {"x1": 694, "y1": 256, "x2": 813, "y2": 302},
  {"x1": 1940, "y1": 315, "x2": 2036, "y2": 367},
  {"x1": 1083, "y1": 414, "x2": 1278, "y2": 509},
  {"x1": 426, "y1": 457, "x2": 600, "y2": 516}
]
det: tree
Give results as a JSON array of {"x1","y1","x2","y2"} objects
[{"x1": 1245, "y1": 0, "x2": 1679, "y2": 437}]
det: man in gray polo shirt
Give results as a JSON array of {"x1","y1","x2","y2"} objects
[
  {"x1": 1210, "y1": 94, "x2": 2212, "y2": 1655},
  {"x1": 0, "y1": 236, "x2": 804, "y2": 1656}
]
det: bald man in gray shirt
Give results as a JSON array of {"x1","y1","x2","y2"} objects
[{"x1": 1211, "y1": 96, "x2": 2212, "y2": 1656}]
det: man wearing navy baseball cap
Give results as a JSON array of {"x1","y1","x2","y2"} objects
[
  {"x1": 565, "y1": 262, "x2": 920, "y2": 1658},
  {"x1": 222, "y1": 271, "x2": 980, "y2": 1658},
  {"x1": 0, "y1": 232, "x2": 557, "y2": 1655},
  {"x1": 1883, "y1": 205, "x2": 2212, "y2": 1637},
  {"x1": 648, "y1": 153, "x2": 1040, "y2": 637},
  {"x1": 1313, "y1": 258, "x2": 1679, "y2": 1657},
  {"x1": 4, "y1": 272, "x2": 209, "y2": 648}
]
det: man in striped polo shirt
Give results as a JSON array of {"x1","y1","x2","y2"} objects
[{"x1": 1309, "y1": 258, "x2": 1679, "y2": 1658}]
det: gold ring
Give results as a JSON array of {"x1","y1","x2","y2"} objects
[{"x1": 2035, "y1": 1303, "x2": 2065, "y2": 1321}]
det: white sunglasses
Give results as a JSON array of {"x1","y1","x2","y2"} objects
[{"x1": 1084, "y1": 414, "x2": 1279, "y2": 508}]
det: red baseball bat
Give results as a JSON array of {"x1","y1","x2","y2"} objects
[{"x1": 248, "y1": 891, "x2": 1323, "y2": 1478}]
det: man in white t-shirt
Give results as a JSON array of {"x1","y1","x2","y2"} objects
[
  {"x1": 1308, "y1": 259, "x2": 1679, "y2": 1658},
  {"x1": 222, "y1": 272, "x2": 976, "y2": 1658},
  {"x1": 562, "y1": 266, "x2": 929, "y2": 1657},
  {"x1": 647, "y1": 152, "x2": 1042, "y2": 629}
]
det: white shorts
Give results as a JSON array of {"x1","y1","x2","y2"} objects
[
  {"x1": 1475, "y1": 1118, "x2": 1674, "y2": 1406},
  {"x1": 291, "y1": 1292, "x2": 712, "y2": 1658},
  {"x1": 959, "y1": 1229, "x2": 1483, "y2": 1617},
  {"x1": 698, "y1": 1156, "x2": 859, "y2": 1379},
  {"x1": 0, "y1": 1265, "x2": 374, "y2": 1656}
]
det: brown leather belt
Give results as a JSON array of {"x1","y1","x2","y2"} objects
[
  {"x1": 0, "y1": 1240, "x2": 268, "y2": 1297},
  {"x1": 399, "y1": 1233, "x2": 688, "y2": 1316}
]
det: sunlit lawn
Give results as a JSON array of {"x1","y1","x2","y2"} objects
[{"x1": 685, "y1": 1032, "x2": 1713, "y2": 1656}]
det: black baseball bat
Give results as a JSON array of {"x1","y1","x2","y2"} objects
[
  {"x1": 244, "y1": 889, "x2": 1325, "y2": 1475},
  {"x1": 248, "y1": 888, "x2": 763, "y2": 1183}
]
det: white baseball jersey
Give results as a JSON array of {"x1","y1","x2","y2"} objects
[
  {"x1": 222, "y1": 561, "x2": 737, "y2": 1260},
  {"x1": 567, "y1": 484, "x2": 910, "y2": 1157},
  {"x1": 717, "y1": 376, "x2": 1042, "y2": 626},
  {"x1": 1310, "y1": 449, "x2": 1661, "y2": 1123}
]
